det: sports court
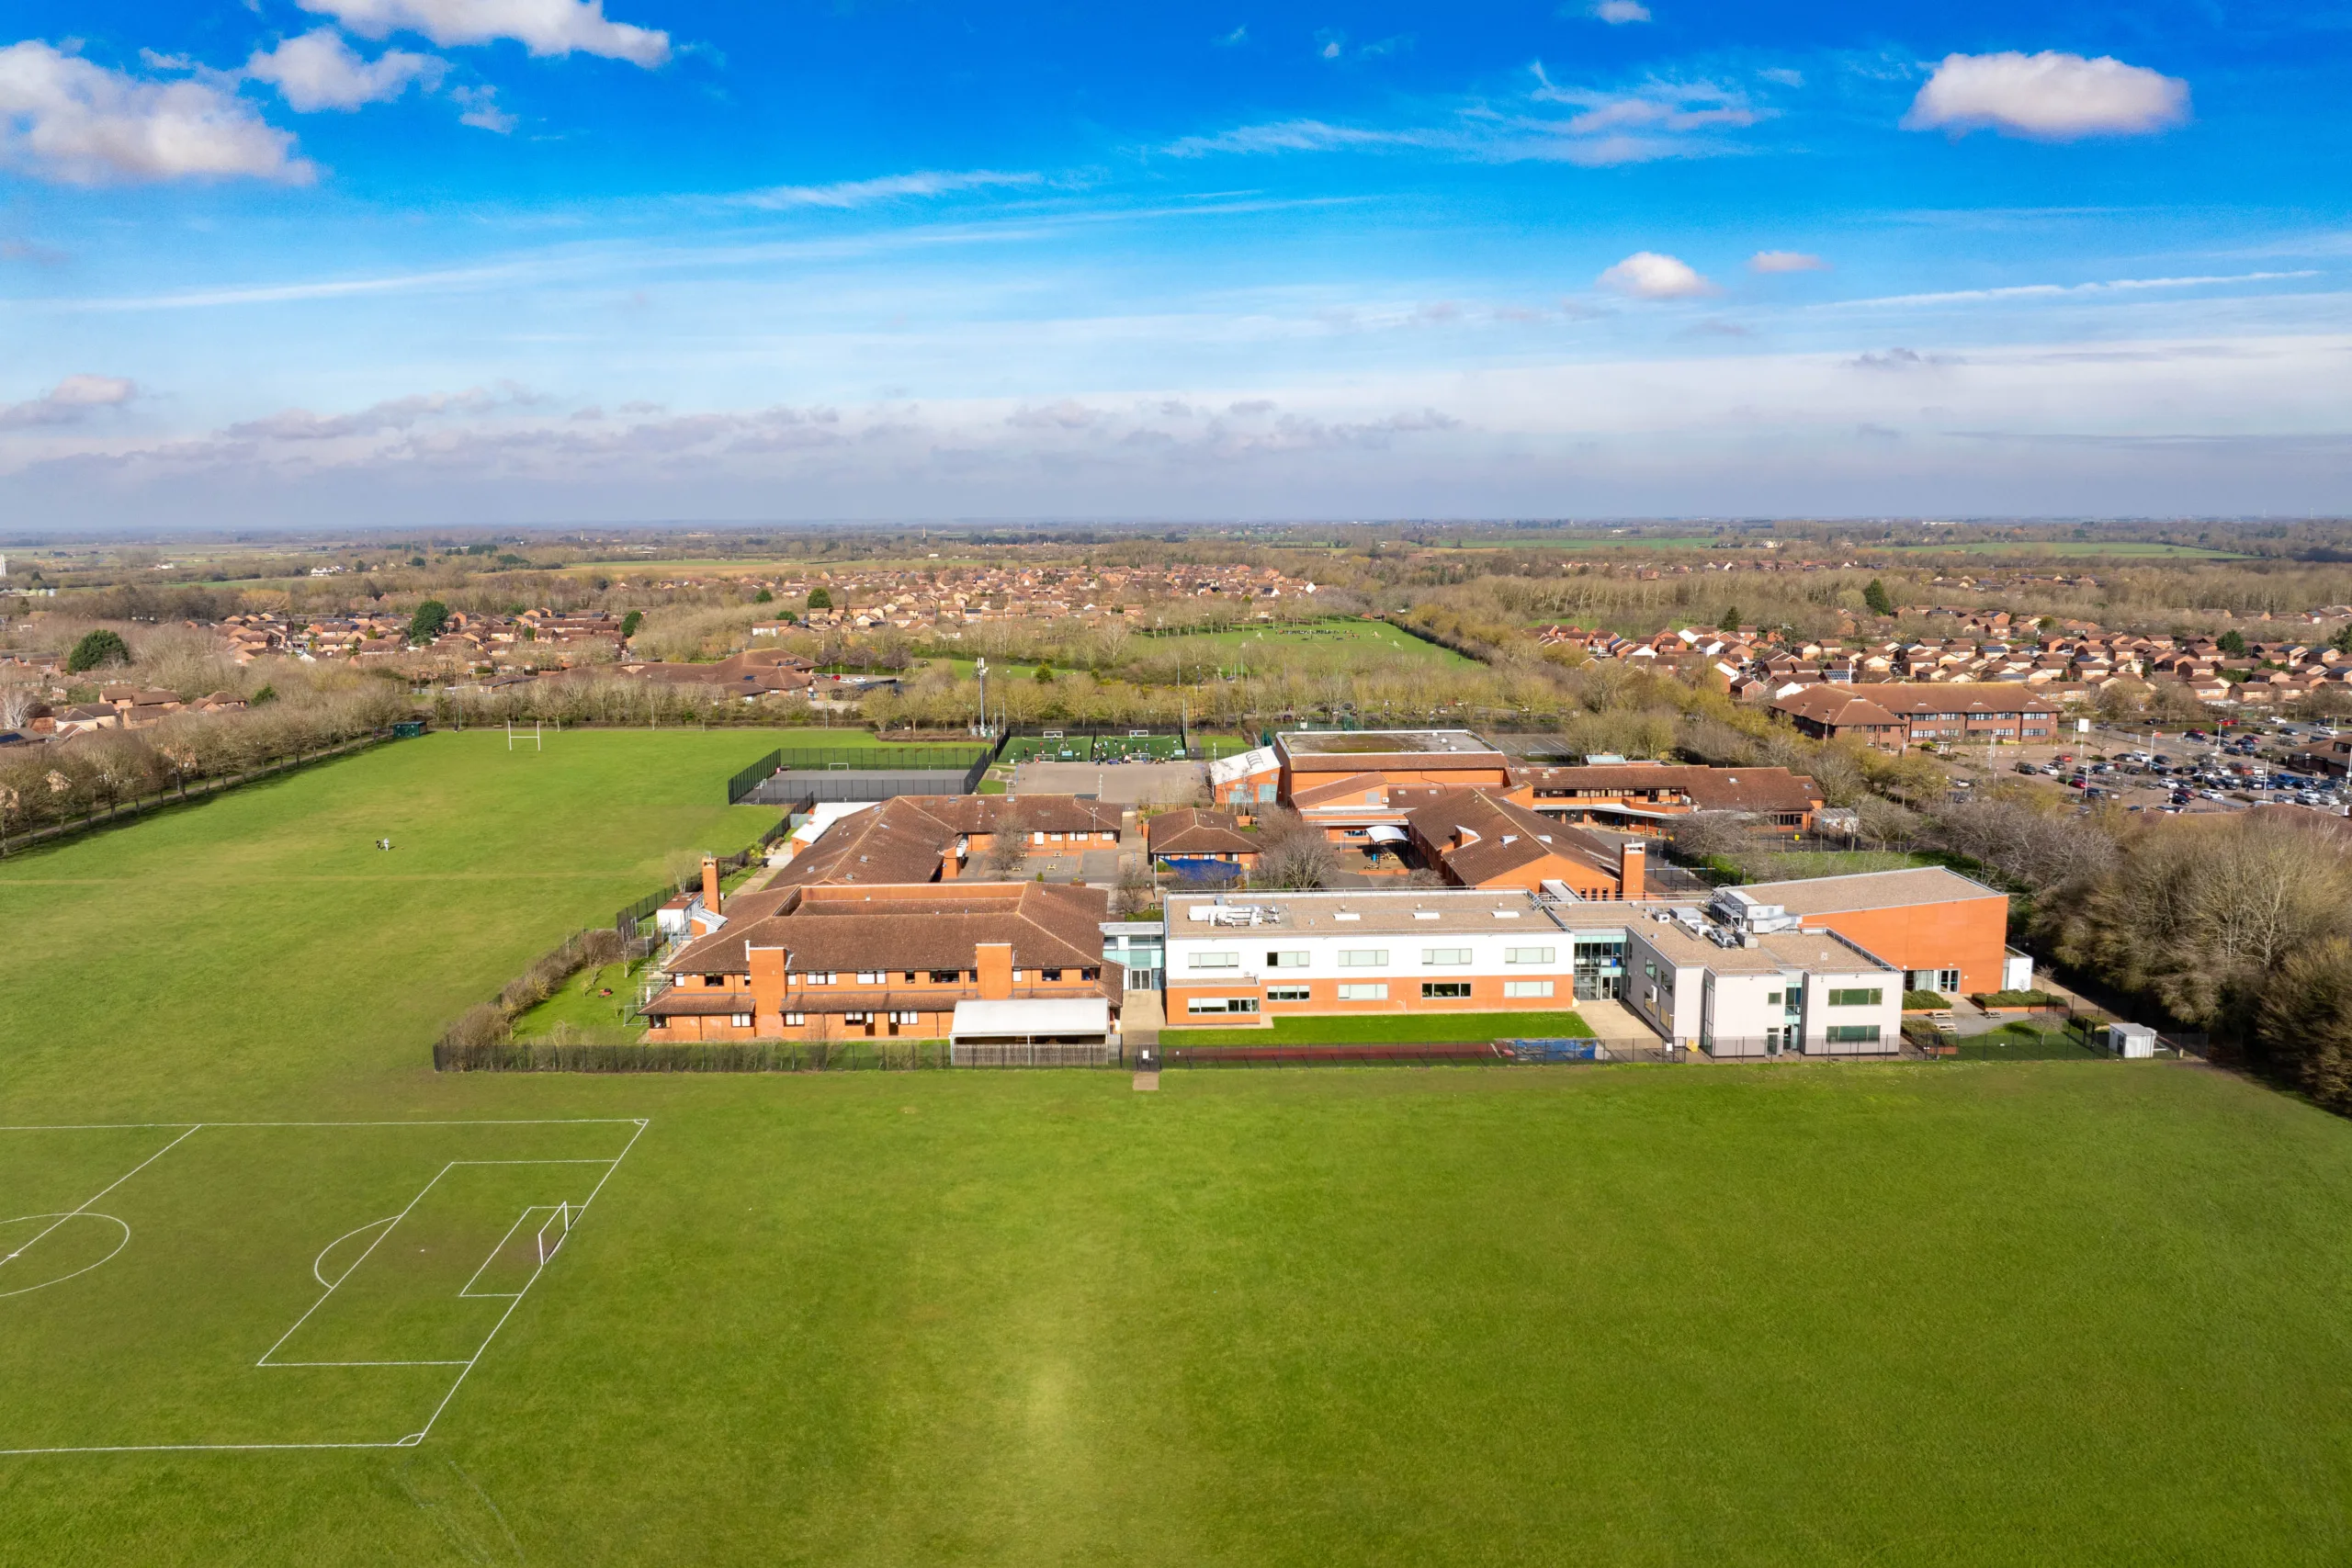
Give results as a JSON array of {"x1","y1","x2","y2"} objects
[{"x1": 0, "y1": 1118, "x2": 641, "y2": 1453}]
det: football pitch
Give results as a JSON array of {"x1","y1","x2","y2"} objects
[
  {"x1": 0, "y1": 1119, "x2": 639, "y2": 1453},
  {"x1": 5, "y1": 732, "x2": 2352, "y2": 1563}
]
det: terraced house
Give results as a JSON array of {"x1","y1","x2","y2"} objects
[{"x1": 1770, "y1": 683, "x2": 2060, "y2": 750}]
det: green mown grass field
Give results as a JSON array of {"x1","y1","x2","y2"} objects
[
  {"x1": 4, "y1": 731, "x2": 2352, "y2": 1564},
  {"x1": 1162, "y1": 1010, "x2": 1595, "y2": 1046}
]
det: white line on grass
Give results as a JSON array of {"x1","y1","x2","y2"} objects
[
  {"x1": 401, "y1": 1118, "x2": 648, "y2": 1448},
  {"x1": 458, "y1": 1205, "x2": 560, "y2": 1300},
  {"x1": 255, "y1": 1160, "x2": 459, "y2": 1369},
  {"x1": 0, "y1": 1119, "x2": 650, "y2": 1132},
  {"x1": 313, "y1": 1216, "x2": 399, "y2": 1288},
  {"x1": 0, "y1": 1119, "x2": 650, "y2": 1456},
  {"x1": 0, "y1": 1213, "x2": 132, "y2": 1299},
  {"x1": 0, "y1": 1125, "x2": 196, "y2": 1284}
]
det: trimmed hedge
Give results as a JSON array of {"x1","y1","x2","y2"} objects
[
  {"x1": 1973, "y1": 989, "x2": 2063, "y2": 1010},
  {"x1": 435, "y1": 1038, "x2": 952, "y2": 1072}
]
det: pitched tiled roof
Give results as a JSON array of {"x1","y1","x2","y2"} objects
[
  {"x1": 1513, "y1": 763, "x2": 1822, "y2": 815},
  {"x1": 769, "y1": 794, "x2": 1120, "y2": 890},
  {"x1": 668, "y1": 882, "x2": 1114, "y2": 976},
  {"x1": 1147, "y1": 808, "x2": 1258, "y2": 854},
  {"x1": 1769, "y1": 687, "x2": 1903, "y2": 728},
  {"x1": 1405, "y1": 789, "x2": 1619, "y2": 886}
]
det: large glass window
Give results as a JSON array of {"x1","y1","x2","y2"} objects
[
  {"x1": 1267, "y1": 986, "x2": 1310, "y2": 1002},
  {"x1": 1187, "y1": 997, "x2": 1260, "y2": 1015},
  {"x1": 1337, "y1": 983, "x2": 1387, "y2": 1000},
  {"x1": 1422, "y1": 982, "x2": 1472, "y2": 999},
  {"x1": 1266, "y1": 951, "x2": 1310, "y2": 968},
  {"x1": 1504, "y1": 980, "x2": 1555, "y2": 998},
  {"x1": 1189, "y1": 951, "x2": 1238, "y2": 969},
  {"x1": 1338, "y1": 950, "x2": 1389, "y2": 967},
  {"x1": 1505, "y1": 947, "x2": 1556, "y2": 964},
  {"x1": 1826, "y1": 987, "x2": 1884, "y2": 1007},
  {"x1": 1826, "y1": 1024, "x2": 1883, "y2": 1043},
  {"x1": 1421, "y1": 948, "x2": 1472, "y2": 965}
]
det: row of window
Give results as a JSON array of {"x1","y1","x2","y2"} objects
[
  {"x1": 775, "y1": 1010, "x2": 928, "y2": 1026},
  {"x1": 1189, "y1": 946, "x2": 1559, "y2": 971},
  {"x1": 1187, "y1": 980, "x2": 1555, "y2": 1011},
  {"x1": 780, "y1": 967, "x2": 1100, "y2": 985}
]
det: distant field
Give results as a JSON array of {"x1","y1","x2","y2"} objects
[
  {"x1": 558, "y1": 556, "x2": 990, "y2": 576},
  {"x1": 1133, "y1": 619, "x2": 1478, "y2": 672},
  {"x1": 7, "y1": 732, "x2": 2352, "y2": 1564},
  {"x1": 1482, "y1": 535, "x2": 1749, "y2": 550},
  {"x1": 1878, "y1": 540, "x2": 2246, "y2": 558}
]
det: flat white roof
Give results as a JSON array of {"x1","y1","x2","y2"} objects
[
  {"x1": 1208, "y1": 746, "x2": 1278, "y2": 785},
  {"x1": 1736, "y1": 865, "x2": 2000, "y2": 914},
  {"x1": 951, "y1": 998, "x2": 1110, "y2": 1039},
  {"x1": 1167, "y1": 888, "x2": 1554, "y2": 936}
]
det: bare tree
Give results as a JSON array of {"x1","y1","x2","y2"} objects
[
  {"x1": 1666, "y1": 810, "x2": 1752, "y2": 865},
  {"x1": 1114, "y1": 859, "x2": 1158, "y2": 916},
  {"x1": 2051, "y1": 811, "x2": 2352, "y2": 1028},
  {"x1": 982, "y1": 806, "x2": 1034, "y2": 879},
  {"x1": 1255, "y1": 807, "x2": 1341, "y2": 890}
]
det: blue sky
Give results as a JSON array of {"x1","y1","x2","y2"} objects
[{"x1": 1, "y1": 1, "x2": 2346, "y2": 526}]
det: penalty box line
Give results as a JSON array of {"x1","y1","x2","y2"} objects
[
  {"x1": 0, "y1": 1121, "x2": 649, "y2": 1457},
  {"x1": 256, "y1": 1155, "x2": 633, "y2": 1370},
  {"x1": 401, "y1": 1118, "x2": 648, "y2": 1448}
]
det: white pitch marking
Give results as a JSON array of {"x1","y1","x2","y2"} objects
[
  {"x1": 0, "y1": 1118, "x2": 650, "y2": 1454},
  {"x1": 401, "y1": 1119, "x2": 648, "y2": 1450},
  {"x1": 0, "y1": 1124, "x2": 197, "y2": 1282},
  {"x1": 0, "y1": 1213, "x2": 132, "y2": 1298},
  {"x1": 313, "y1": 1216, "x2": 399, "y2": 1288}
]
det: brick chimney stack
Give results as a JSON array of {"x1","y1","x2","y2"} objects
[
  {"x1": 701, "y1": 854, "x2": 721, "y2": 915},
  {"x1": 1620, "y1": 840, "x2": 1645, "y2": 900}
]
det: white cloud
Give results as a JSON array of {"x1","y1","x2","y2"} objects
[
  {"x1": 1834, "y1": 269, "x2": 2317, "y2": 309},
  {"x1": 0, "y1": 373, "x2": 137, "y2": 428},
  {"x1": 1904, "y1": 51, "x2": 2189, "y2": 141},
  {"x1": 223, "y1": 384, "x2": 528, "y2": 440},
  {"x1": 1597, "y1": 251, "x2": 1714, "y2": 299},
  {"x1": 1215, "y1": 25, "x2": 1247, "y2": 46},
  {"x1": 1172, "y1": 73, "x2": 1762, "y2": 167},
  {"x1": 246, "y1": 28, "x2": 446, "y2": 112},
  {"x1": 1750, "y1": 250, "x2": 1827, "y2": 273},
  {"x1": 1590, "y1": 1, "x2": 1651, "y2": 22},
  {"x1": 299, "y1": 0, "x2": 671, "y2": 67},
  {"x1": 1166, "y1": 119, "x2": 1436, "y2": 157},
  {"x1": 449, "y1": 84, "x2": 515, "y2": 132},
  {"x1": 0, "y1": 41, "x2": 312, "y2": 185},
  {"x1": 735, "y1": 169, "x2": 1043, "y2": 210},
  {"x1": 1532, "y1": 73, "x2": 1758, "y2": 134}
]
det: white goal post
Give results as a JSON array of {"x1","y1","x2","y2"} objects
[{"x1": 535, "y1": 1202, "x2": 572, "y2": 1267}]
